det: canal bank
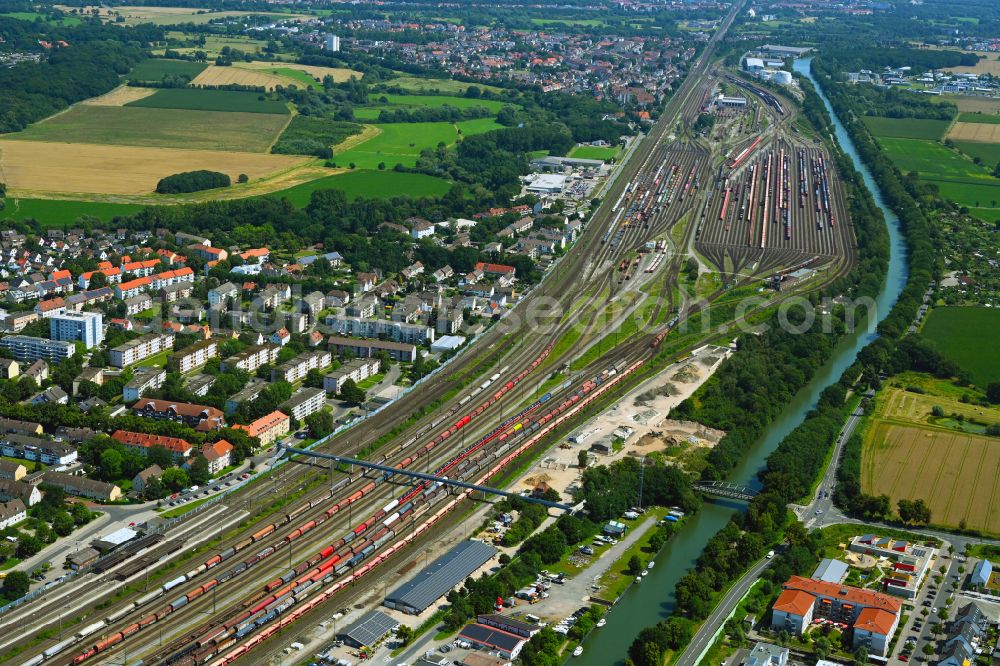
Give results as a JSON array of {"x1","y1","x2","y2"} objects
[{"x1": 571, "y1": 57, "x2": 909, "y2": 666}]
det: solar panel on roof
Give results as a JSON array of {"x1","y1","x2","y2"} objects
[
  {"x1": 341, "y1": 610, "x2": 399, "y2": 648},
  {"x1": 385, "y1": 540, "x2": 496, "y2": 614}
]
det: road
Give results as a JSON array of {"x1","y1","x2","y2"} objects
[{"x1": 674, "y1": 556, "x2": 773, "y2": 666}]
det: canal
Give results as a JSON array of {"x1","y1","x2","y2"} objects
[{"x1": 572, "y1": 58, "x2": 909, "y2": 665}]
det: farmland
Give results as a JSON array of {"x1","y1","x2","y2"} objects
[
  {"x1": 953, "y1": 141, "x2": 1000, "y2": 167},
  {"x1": 5, "y1": 106, "x2": 289, "y2": 152},
  {"x1": 861, "y1": 422, "x2": 1000, "y2": 535},
  {"x1": 0, "y1": 198, "x2": 147, "y2": 227},
  {"x1": 127, "y1": 88, "x2": 289, "y2": 115},
  {"x1": 921, "y1": 306, "x2": 1000, "y2": 385},
  {"x1": 71, "y1": 5, "x2": 310, "y2": 26},
  {"x1": 0, "y1": 140, "x2": 308, "y2": 196},
  {"x1": 947, "y1": 121, "x2": 1000, "y2": 143},
  {"x1": 238, "y1": 61, "x2": 360, "y2": 84},
  {"x1": 958, "y1": 112, "x2": 1000, "y2": 124},
  {"x1": 126, "y1": 58, "x2": 207, "y2": 82},
  {"x1": 333, "y1": 118, "x2": 502, "y2": 169},
  {"x1": 862, "y1": 116, "x2": 950, "y2": 141},
  {"x1": 80, "y1": 86, "x2": 157, "y2": 107},
  {"x1": 272, "y1": 170, "x2": 452, "y2": 206},
  {"x1": 158, "y1": 34, "x2": 269, "y2": 59},
  {"x1": 876, "y1": 137, "x2": 1000, "y2": 211},
  {"x1": 953, "y1": 96, "x2": 1000, "y2": 115},
  {"x1": 385, "y1": 76, "x2": 503, "y2": 95},
  {"x1": 190, "y1": 66, "x2": 303, "y2": 92}
]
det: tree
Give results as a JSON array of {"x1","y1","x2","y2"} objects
[
  {"x1": 16, "y1": 534, "x2": 43, "y2": 559},
  {"x1": 627, "y1": 554, "x2": 643, "y2": 576},
  {"x1": 161, "y1": 467, "x2": 190, "y2": 492},
  {"x1": 1, "y1": 570, "x2": 29, "y2": 601},
  {"x1": 146, "y1": 445, "x2": 174, "y2": 470},
  {"x1": 188, "y1": 456, "x2": 211, "y2": 486},
  {"x1": 395, "y1": 625, "x2": 413, "y2": 646},
  {"x1": 339, "y1": 378, "x2": 366, "y2": 406},
  {"x1": 52, "y1": 511, "x2": 75, "y2": 537},
  {"x1": 144, "y1": 476, "x2": 167, "y2": 501},
  {"x1": 577, "y1": 449, "x2": 588, "y2": 468},
  {"x1": 987, "y1": 382, "x2": 1000, "y2": 404},
  {"x1": 99, "y1": 448, "x2": 123, "y2": 481},
  {"x1": 305, "y1": 410, "x2": 334, "y2": 438}
]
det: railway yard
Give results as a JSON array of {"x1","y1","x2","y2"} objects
[{"x1": 2, "y1": 3, "x2": 859, "y2": 665}]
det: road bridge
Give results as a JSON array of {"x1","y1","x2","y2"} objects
[
  {"x1": 281, "y1": 445, "x2": 577, "y2": 512},
  {"x1": 693, "y1": 481, "x2": 758, "y2": 502}
]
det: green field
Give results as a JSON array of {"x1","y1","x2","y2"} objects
[
  {"x1": 2, "y1": 10, "x2": 82, "y2": 25},
  {"x1": 529, "y1": 17, "x2": 604, "y2": 26},
  {"x1": 862, "y1": 116, "x2": 951, "y2": 141},
  {"x1": 333, "y1": 118, "x2": 501, "y2": 169},
  {"x1": 0, "y1": 198, "x2": 147, "y2": 227},
  {"x1": 272, "y1": 116, "x2": 362, "y2": 156},
  {"x1": 6, "y1": 105, "x2": 289, "y2": 152},
  {"x1": 127, "y1": 88, "x2": 289, "y2": 114},
  {"x1": 958, "y1": 112, "x2": 1000, "y2": 124},
  {"x1": 126, "y1": 58, "x2": 207, "y2": 81},
  {"x1": 387, "y1": 76, "x2": 503, "y2": 95},
  {"x1": 569, "y1": 144, "x2": 619, "y2": 161},
  {"x1": 354, "y1": 93, "x2": 512, "y2": 120},
  {"x1": 954, "y1": 140, "x2": 1000, "y2": 167},
  {"x1": 878, "y1": 137, "x2": 1000, "y2": 208},
  {"x1": 921, "y1": 306, "x2": 1000, "y2": 386},
  {"x1": 272, "y1": 170, "x2": 451, "y2": 206}
]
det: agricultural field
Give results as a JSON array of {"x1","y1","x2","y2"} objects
[
  {"x1": 878, "y1": 386, "x2": 1000, "y2": 431},
  {"x1": 5, "y1": 106, "x2": 289, "y2": 152},
  {"x1": 953, "y1": 96, "x2": 1000, "y2": 115},
  {"x1": 947, "y1": 121, "x2": 1000, "y2": 143},
  {"x1": 368, "y1": 93, "x2": 510, "y2": 113},
  {"x1": 958, "y1": 112, "x2": 1000, "y2": 124},
  {"x1": 862, "y1": 116, "x2": 950, "y2": 141},
  {"x1": 332, "y1": 118, "x2": 501, "y2": 169},
  {"x1": 877, "y1": 137, "x2": 1000, "y2": 210},
  {"x1": 80, "y1": 86, "x2": 157, "y2": 107},
  {"x1": 0, "y1": 10, "x2": 81, "y2": 25},
  {"x1": 126, "y1": 58, "x2": 207, "y2": 81},
  {"x1": 238, "y1": 61, "x2": 360, "y2": 84},
  {"x1": 126, "y1": 88, "x2": 289, "y2": 115},
  {"x1": 272, "y1": 170, "x2": 452, "y2": 206},
  {"x1": 67, "y1": 5, "x2": 310, "y2": 25},
  {"x1": 953, "y1": 141, "x2": 1000, "y2": 167},
  {"x1": 861, "y1": 422, "x2": 1000, "y2": 534},
  {"x1": 569, "y1": 144, "x2": 619, "y2": 161},
  {"x1": 190, "y1": 66, "x2": 302, "y2": 92},
  {"x1": 0, "y1": 140, "x2": 308, "y2": 196},
  {"x1": 0, "y1": 198, "x2": 147, "y2": 227},
  {"x1": 921, "y1": 306, "x2": 1000, "y2": 385},
  {"x1": 272, "y1": 116, "x2": 362, "y2": 156},
  {"x1": 386, "y1": 76, "x2": 503, "y2": 95},
  {"x1": 159, "y1": 34, "x2": 269, "y2": 59}
]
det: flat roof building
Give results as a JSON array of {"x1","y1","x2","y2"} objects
[
  {"x1": 50, "y1": 311, "x2": 103, "y2": 349},
  {"x1": 339, "y1": 610, "x2": 399, "y2": 649},
  {"x1": 0, "y1": 335, "x2": 75, "y2": 363},
  {"x1": 456, "y1": 623, "x2": 526, "y2": 659},
  {"x1": 385, "y1": 540, "x2": 496, "y2": 614},
  {"x1": 812, "y1": 558, "x2": 849, "y2": 584}
]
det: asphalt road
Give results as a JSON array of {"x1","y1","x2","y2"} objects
[{"x1": 674, "y1": 556, "x2": 773, "y2": 666}]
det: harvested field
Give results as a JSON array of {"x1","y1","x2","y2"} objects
[
  {"x1": 0, "y1": 140, "x2": 308, "y2": 196},
  {"x1": 953, "y1": 96, "x2": 1000, "y2": 115},
  {"x1": 238, "y1": 61, "x2": 361, "y2": 83},
  {"x1": 80, "y1": 86, "x2": 157, "y2": 106},
  {"x1": 191, "y1": 65, "x2": 298, "y2": 91},
  {"x1": 68, "y1": 5, "x2": 310, "y2": 25},
  {"x1": 947, "y1": 60, "x2": 1000, "y2": 76},
  {"x1": 862, "y1": 422, "x2": 1000, "y2": 535},
  {"x1": 879, "y1": 387, "x2": 1000, "y2": 426},
  {"x1": 5, "y1": 106, "x2": 288, "y2": 153},
  {"x1": 947, "y1": 121, "x2": 1000, "y2": 143}
]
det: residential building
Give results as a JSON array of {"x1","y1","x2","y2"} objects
[
  {"x1": 208, "y1": 282, "x2": 239, "y2": 307},
  {"x1": 111, "y1": 430, "x2": 193, "y2": 460},
  {"x1": 109, "y1": 332, "x2": 173, "y2": 368},
  {"x1": 455, "y1": 624, "x2": 524, "y2": 660},
  {"x1": 169, "y1": 339, "x2": 218, "y2": 373},
  {"x1": 35, "y1": 297, "x2": 67, "y2": 318},
  {"x1": 42, "y1": 471, "x2": 122, "y2": 501},
  {"x1": 326, "y1": 336, "x2": 417, "y2": 362},
  {"x1": 0, "y1": 358, "x2": 18, "y2": 379},
  {"x1": 22, "y1": 359, "x2": 47, "y2": 382},
  {"x1": 970, "y1": 559, "x2": 992, "y2": 589},
  {"x1": 324, "y1": 315, "x2": 434, "y2": 344},
  {"x1": 271, "y1": 350, "x2": 331, "y2": 383},
  {"x1": 200, "y1": 440, "x2": 233, "y2": 474},
  {"x1": 324, "y1": 358, "x2": 380, "y2": 394},
  {"x1": 130, "y1": 398, "x2": 225, "y2": 431},
  {"x1": 233, "y1": 410, "x2": 289, "y2": 447},
  {"x1": 0, "y1": 335, "x2": 75, "y2": 363},
  {"x1": 132, "y1": 465, "x2": 162, "y2": 494},
  {"x1": 0, "y1": 499, "x2": 26, "y2": 529},
  {"x1": 0, "y1": 419, "x2": 43, "y2": 437},
  {"x1": 123, "y1": 366, "x2": 166, "y2": 402},
  {"x1": 744, "y1": 642, "x2": 788, "y2": 666},
  {"x1": 221, "y1": 344, "x2": 279, "y2": 373},
  {"x1": 771, "y1": 576, "x2": 901, "y2": 657},
  {"x1": 184, "y1": 373, "x2": 215, "y2": 397},
  {"x1": 849, "y1": 534, "x2": 936, "y2": 598},
  {"x1": 225, "y1": 379, "x2": 267, "y2": 415},
  {"x1": 125, "y1": 294, "x2": 153, "y2": 317},
  {"x1": 0, "y1": 434, "x2": 78, "y2": 465},
  {"x1": 1, "y1": 311, "x2": 39, "y2": 333},
  {"x1": 280, "y1": 387, "x2": 326, "y2": 421},
  {"x1": 0, "y1": 459, "x2": 26, "y2": 481},
  {"x1": 0, "y1": 478, "x2": 41, "y2": 506},
  {"x1": 346, "y1": 294, "x2": 378, "y2": 319},
  {"x1": 28, "y1": 386, "x2": 68, "y2": 405}
]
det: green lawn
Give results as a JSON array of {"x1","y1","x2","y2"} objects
[
  {"x1": 0, "y1": 198, "x2": 146, "y2": 227},
  {"x1": 127, "y1": 58, "x2": 207, "y2": 81},
  {"x1": 958, "y1": 112, "x2": 1000, "y2": 124},
  {"x1": 1, "y1": 455, "x2": 39, "y2": 470},
  {"x1": 271, "y1": 170, "x2": 451, "y2": 206},
  {"x1": 921, "y1": 306, "x2": 1000, "y2": 386},
  {"x1": 137, "y1": 350, "x2": 171, "y2": 369},
  {"x1": 569, "y1": 144, "x2": 619, "y2": 161},
  {"x1": 333, "y1": 119, "x2": 501, "y2": 169},
  {"x1": 159, "y1": 496, "x2": 212, "y2": 518},
  {"x1": 127, "y1": 88, "x2": 289, "y2": 114},
  {"x1": 6, "y1": 105, "x2": 288, "y2": 152},
  {"x1": 862, "y1": 116, "x2": 951, "y2": 141}
]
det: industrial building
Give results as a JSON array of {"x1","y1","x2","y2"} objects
[
  {"x1": 339, "y1": 610, "x2": 398, "y2": 648},
  {"x1": 525, "y1": 173, "x2": 567, "y2": 194},
  {"x1": 384, "y1": 540, "x2": 497, "y2": 615},
  {"x1": 456, "y1": 623, "x2": 526, "y2": 659}
]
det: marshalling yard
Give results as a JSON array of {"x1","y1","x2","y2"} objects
[{"x1": 3, "y1": 6, "x2": 857, "y2": 665}]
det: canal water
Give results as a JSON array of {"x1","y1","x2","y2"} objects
[{"x1": 572, "y1": 58, "x2": 909, "y2": 665}]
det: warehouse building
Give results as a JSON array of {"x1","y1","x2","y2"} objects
[
  {"x1": 339, "y1": 610, "x2": 399, "y2": 649},
  {"x1": 384, "y1": 540, "x2": 497, "y2": 615}
]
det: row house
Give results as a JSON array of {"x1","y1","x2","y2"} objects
[
  {"x1": 111, "y1": 429, "x2": 192, "y2": 460},
  {"x1": 41, "y1": 471, "x2": 122, "y2": 501},
  {"x1": 271, "y1": 350, "x2": 332, "y2": 383},
  {"x1": 221, "y1": 344, "x2": 280, "y2": 373},
  {"x1": 109, "y1": 332, "x2": 173, "y2": 369},
  {"x1": 0, "y1": 434, "x2": 78, "y2": 466}
]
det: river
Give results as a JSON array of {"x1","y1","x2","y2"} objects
[{"x1": 572, "y1": 58, "x2": 909, "y2": 666}]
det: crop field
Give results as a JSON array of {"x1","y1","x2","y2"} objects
[
  {"x1": 948, "y1": 121, "x2": 1000, "y2": 143},
  {"x1": 569, "y1": 144, "x2": 619, "y2": 160},
  {"x1": 387, "y1": 76, "x2": 503, "y2": 95},
  {"x1": 862, "y1": 422, "x2": 1000, "y2": 534},
  {"x1": 190, "y1": 66, "x2": 302, "y2": 92},
  {"x1": 954, "y1": 140, "x2": 1000, "y2": 166},
  {"x1": 862, "y1": 116, "x2": 950, "y2": 141},
  {"x1": 0, "y1": 140, "x2": 307, "y2": 196},
  {"x1": 373, "y1": 93, "x2": 510, "y2": 112},
  {"x1": 1, "y1": 11, "x2": 81, "y2": 25},
  {"x1": 126, "y1": 58, "x2": 207, "y2": 81},
  {"x1": 75, "y1": 5, "x2": 310, "y2": 25},
  {"x1": 0, "y1": 198, "x2": 147, "y2": 227},
  {"x1": 953, "y1": 96, "x2": 1000, "y2": 114},
  {"x1": 878, "y1": 137, "x2": 1000, "y2": 208},
  {"x1": 6, "y1": 106, "x2": 288, "y2": 152},
  {"x1": 159, "y1": 34, "x2": 269, "y2": 58},
  {"x1": 958, "y1": 112, "x2": 1000, "y2": 124},
  {"x1": 946, "y1": 59, "x2": 1000, "y2": 76},
  {"x1": 921, "y1": 306, "x2": 1000, "y2": 385},
  {"x1": 273, "y1": 170, "x2": 452, "y2": 206},
  {"x1": 879, "y1": 387, "x2": 1000, "y2": 428},
  {"x1": 238, "y1": 61, "x2": 360, "y2": 83},
  {"x1": 80, "y1": 86, "x2": 157, "y2": 106},
  {"x1": 126, "y1": 88, "x2": 288, "y2": 114},
  {"x1": 333, "y1": 119, "x2": 501, "y2": 169}
]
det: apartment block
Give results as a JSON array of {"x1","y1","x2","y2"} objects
[
  {"x1": 324, "y1": 358, "x2": 380, "y2": 394},
  {"x1": 0, "y1": 335, "x2": 75, "y2": 363},
  {"x1": 271, "y1": 350, "x2": 332, "y2": 383},
  {"x1": 109, "y1": 332, "x2": 173, "y2": 369},
  {"x1": 221, "y1": 344, "x2": 280, "y2": 373},
  {"x1": 170, "y1": 339, "x2": 218, "y2": 374},
  {"x1": 123, "y1": 366, "x2": 166, "y2": 402},
  {"x1": 324, "y1": 315, "x2": 434, "y2": 344},
  {"x1": 280, "y1": 387, "x2": 326, "y2": 421}
]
